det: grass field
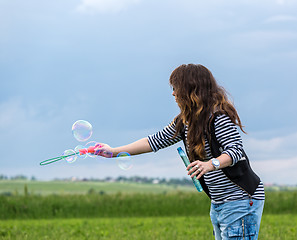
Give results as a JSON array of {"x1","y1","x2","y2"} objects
[
  {"x1": 0, "y1": 181, "x2": 297, "y2": 239},
  {"x1": 0, "y1": 215, "x2": 296, "y2": 240},
  {"x1": 0, "y1": 180, "x2": 195, "y2": 195},
  {"x1": 0, "y1": 192, "x2": 212, "y2": 219}
]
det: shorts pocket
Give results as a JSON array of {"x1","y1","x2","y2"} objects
[
  {"x1": 227, "y1": 219, "x2": 257, "y2": 239},
  {"x1": 227, "y1": 225, "x2": 243, "y2": 239}
]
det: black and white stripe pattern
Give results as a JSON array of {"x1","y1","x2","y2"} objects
[
  {"x1": 147, "y1": 114, "x2": 265, "y2": 203},
  {"x1": 147, "y1": 121, "x2": 183, "y2": 151}
]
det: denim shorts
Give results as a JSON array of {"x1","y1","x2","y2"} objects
[{"x1": 210, "y1": 199, "x2": 265, "y2": 240}]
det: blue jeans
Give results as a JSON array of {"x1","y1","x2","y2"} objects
[{"x1": 210, "y1": 199, "x2": 264, "y2": 240}]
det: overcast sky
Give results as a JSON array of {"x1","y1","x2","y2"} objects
[{"x1": 0, "y1": 0, "x2": 297, "y2": 185}]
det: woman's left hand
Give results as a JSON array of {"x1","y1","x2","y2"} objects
[{"x1": 186, "y1": 160, "x2": 215, "y2": 179}]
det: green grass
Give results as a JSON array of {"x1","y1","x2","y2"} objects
[
  {"x1": 0, "y1": 215, "x2": 296, "y2": 240},
  {"x1": 0, "y1": 192, "x2": 211, "y2": 219},
  {"x1": 1, "y1": 181, "x2": 297, "y2": 239},
  {"x1": 261, "y1": 214, "x2": 297, "y2": 239},
  {"x1": 0, "y1": 216, "x2": 218, "y2": 240},
  {"x1": 1, "y1": 191, "x2": 297, "y2": 220},
  {"x1": 0, "y1": 180, "x2": 195, "y2": 195}
]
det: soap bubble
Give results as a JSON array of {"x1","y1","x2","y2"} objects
[
  {"x1": 116, "y1": 152, "x2": 133, "y2": 170},
  {"x1": 74, "y1": 145, "x2": 87, "y2": 160},
  {"x1": 63, "y1": 149, "x2": 77, "y2": 163},
  {"x1": 72, "y1": 120, "x2": 93, "y2": 142},
  {"x1": 85, "y1": 141, "x2": 99, "y2": 158}
]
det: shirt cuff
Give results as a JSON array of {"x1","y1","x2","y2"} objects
[
  {"x1": 222, "y1": 147, "x2": 243, "y2": 166},
  {"x1": 147, "y1": 135, "x2": 159, "y2": 152}
]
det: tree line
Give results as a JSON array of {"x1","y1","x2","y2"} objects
[{"x1": 0, "y1": 174, "x2": 194, "y2": 186}]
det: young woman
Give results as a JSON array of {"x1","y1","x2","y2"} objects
[{"x1": 94, "y1": 64, "x2": 265, "y2": 240}]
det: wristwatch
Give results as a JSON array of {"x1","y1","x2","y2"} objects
[{"x1": 211, "y1": 158, "x2": 220, "y2": 170}]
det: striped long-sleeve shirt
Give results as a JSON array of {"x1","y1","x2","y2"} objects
[{"x1": 147, "y1": 114, "x2": 265, "y2": 204}]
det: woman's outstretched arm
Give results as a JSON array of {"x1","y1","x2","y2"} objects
[{"x1": 94, "y1": 137, "x2": 153, "y2": 158}]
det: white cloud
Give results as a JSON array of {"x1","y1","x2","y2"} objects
[
  {"x1": 274, "y1": 0, "x2": 296, "y2": 5},
  {"x1": 0, "y1": 98, "x2": 83, "y2": 168},
  {"x1": 252, "y1": 157, "x2": 297, "y2": 185},
  {"x1": 244, "y1": 131, "x2": 297, "y2": 160},
  {"x1": 76, "y1": 0, "x2": 141, "y2": 14},
  {"x1": 231, "y1": 30, "x2": 297, "y2": 50},
  {"x1": 0, "y1": 97, "x2": 38, "y2": 137},
  {"x1": 264, "y1": 15, "x2": 297, "y2": 23},
  {"x1": 240, "y1": 132, "x2": 297, "y2": 184},
  {"x1": 0, "y1": 97, "x2": 58, "y2": 134},
  {"x1": 276, "y1": 0, "x2": 286, "y2": 5},
  {"x1": 0, "y1": 98, "x2": 24, "y2": 130}
]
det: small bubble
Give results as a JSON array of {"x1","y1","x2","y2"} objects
[
  {"x1": 85, "y1": 141, "x2": 99, "y2": 158},
  {"x1": 63, "y1": 149, "x2": 77, "y2": 163},
  {"x1": 116, "y1": 152, "x2": 133, "y2": 170},
  {"x1": 74, "y1": 145, "x2": 87, "y2": 159}
]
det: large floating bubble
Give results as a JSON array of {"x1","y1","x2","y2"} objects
[
  {"x1": 116, "y1": 152, "x2": 133, "y2": 170},
  {"x1": 72, "y1": 120, "x2": 93, "y2": 142},
  {"x1": 63, "y1": 149, "x2": 77, "y2": 163}
]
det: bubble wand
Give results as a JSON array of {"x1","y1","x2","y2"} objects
[
  {"x1": 40, "y1": 120, "x2": 130, "y2": 169},
  {"x1": 177, "y1": 147, "x2": 203, "y2": 192},
  {"x1": 40, "y1": 146, "x2": 97, "y2": 166}
]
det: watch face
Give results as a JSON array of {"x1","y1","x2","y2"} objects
[{"x1": 212, "y1": 159, "x2": 220, "y2": 168}]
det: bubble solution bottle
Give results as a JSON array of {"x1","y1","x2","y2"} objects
[{"x1": 177, "y1": 147, "x2": 203, "y2": 192}]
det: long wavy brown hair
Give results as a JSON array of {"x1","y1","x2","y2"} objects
[{"x1": 169, "y1": 64, "x2": 245, "y2": 162}]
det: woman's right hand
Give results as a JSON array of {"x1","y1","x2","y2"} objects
[
  {"x1": 94, "y1": 143, "x2": 114, "y2": 158},
  {"x1": 93, "y1": 138, "x2": 152, "y2": 158}
]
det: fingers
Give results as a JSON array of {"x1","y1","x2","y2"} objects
[
  {"x1": 187, "y1": 164, "x2": 200, "y2": 175},
  {"x1": 94, "y1": 149, "x2": 113, "y2": 158},
  {"x1": 195, "y1": 168, "x2": 206, "y2": 180},
  {"x1": 187, "y1": 160, "x2": 215, "y2": 179},
  {"x1": 94, "y1": 143, "x2": 113, "y2": 158},
  {"x1": 187, "y1": 161, "x2": 200, "y2": 173},
  {"x1": 187, "y1": 161, "x2": 208, "y2": 179},
  {"x1": 186, "y1": 161, "x2": 200, "y2": 177},
  {"x1": 94, "y1": 145, "x2": 102, "y2": 155},
  {"x1": 94, "y1": 143, "x2": 106, "y2": 154},
  {"x1": 186, "y1": 161, "x2": 199, "y2": 170},
  {"x1": 188, "y1": 166, "x2": 203, "y2": 178},
  {"x1": 101, "y1": 151, "x2": 113, "y2": 158},
  {"x1": 95, "y1": 143, "x2": 103, "y2": 148}
]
